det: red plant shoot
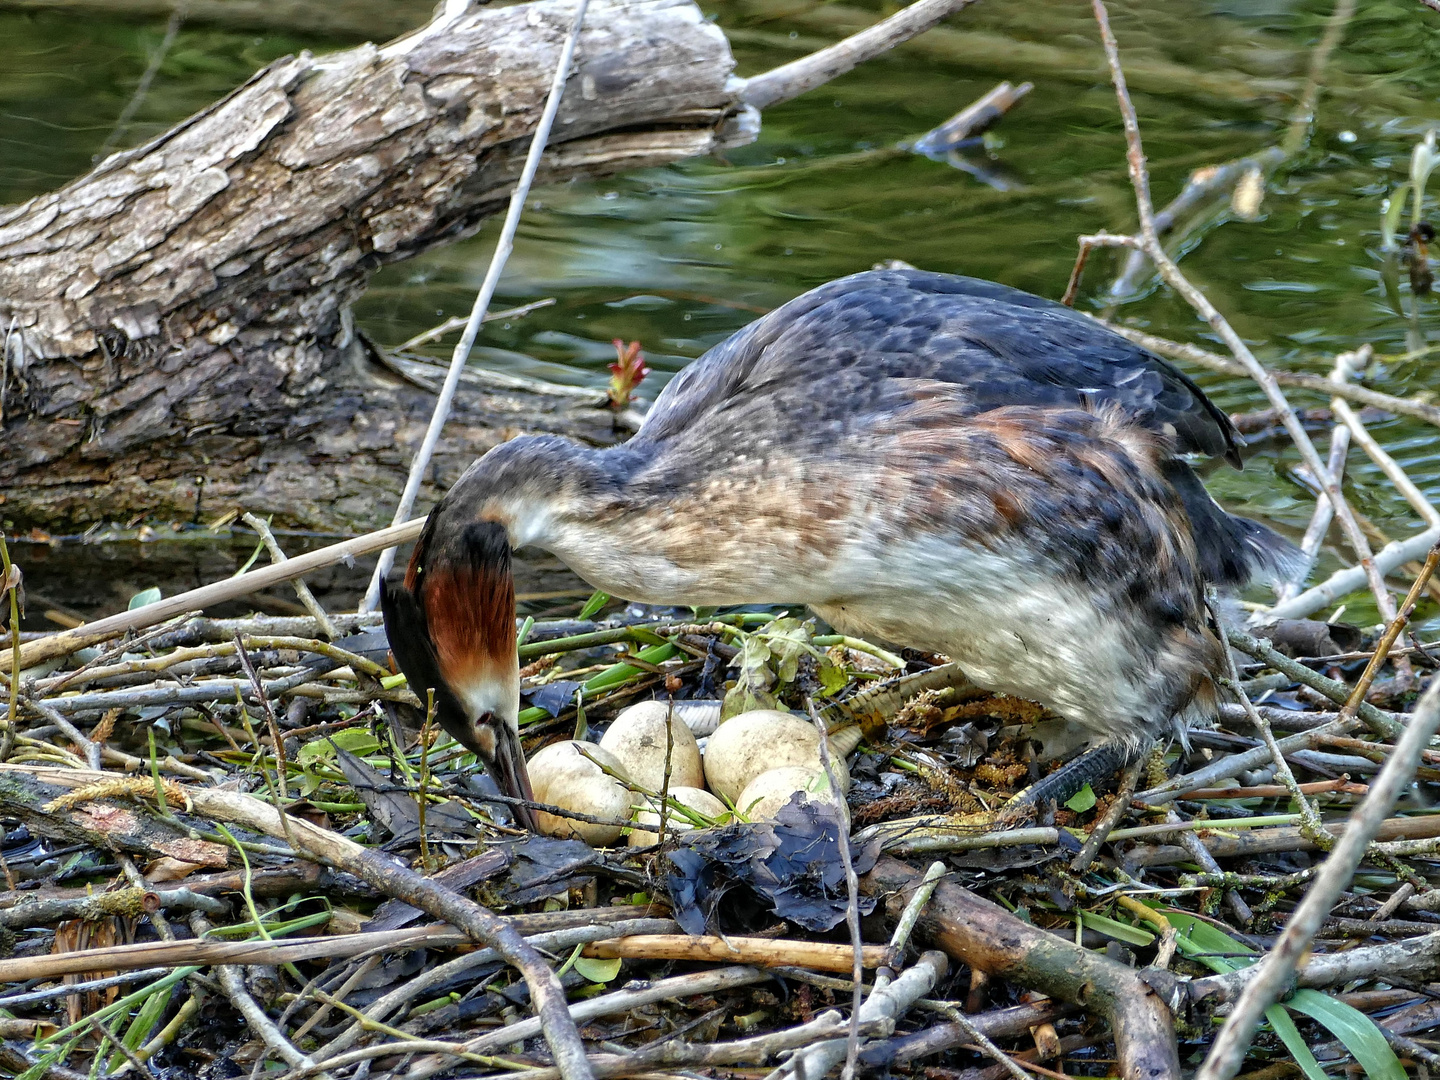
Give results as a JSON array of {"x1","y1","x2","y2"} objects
[{"x1": 608, "y1": 339, "x2": 650, "y2": 409}]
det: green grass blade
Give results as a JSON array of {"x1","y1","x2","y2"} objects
[
  {"x1": 1287, "y1": 990, "x2": 1406, "y2": 1080},
  {"x1": 1267, "y1": 1004, "x2": 1330, "y2": 1080},
  {"x1": 1082, "y1": 910, "x2": 1154, "y2": 947}
]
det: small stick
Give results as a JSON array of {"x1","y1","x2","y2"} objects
[
  {"x1": 1184, "y1": 778, "x2": 1364, "y2": 799},
  {"x1": 810, "y1": 700, "x2": 864, "y2": 1080},
  {"x1": 1209, "y1": 596, "x2": 1328, "y2": 842},
  {"x1": 881, "y1": 860, "x2": 947, "y2": 978},
  {"x1": 765, "y1": 952, "x2": 948, "y2": 1080},
  {"x1": 1069, "y1": 757, "x2": 1144, "y2": 873},
  {"x1": 658, "y1": 699, "x2": 675, "y2": 844},
  {"x1": 193, "y1": 913, "x2": 314, "y2": 1071},
  {"x1": 1, "y1": 535, "x2": 19, "y2": 744},
  {"x1": 232, "y1": 636, "x2": 292, "y2": 814},
  {"x1": 1196, "y1": 676, "x2": 1440, "y2": 1080},
  {"x1": 582, "y1": 935, "x2": 888, "y2": 972},
  {"x1": 930, "y1": 1000, "x2": 1032, "y2": 1080},
  {"x1": 392, "y1": 298, "x2": 556, "y2": 353},
  {"x1": 911, "y1": 80, "x2": 1033, "y2": 155},
  {"x1": 1339, "y1": 543, "x2": 1440, "y2": 721},
  {"x1": 21, "y1": 695, "x2": 100, "y2": 770},
  {"x1": 17, "y1": 520, "x2": 423, "y2": 670},
  {"x1": 1371, "y1": 882, "x2": 1416, "y2": 923},
  {"x1": 362, "y1": 0, "x2": 593, "y2": 613},
  {"x1": 1167, "y1": 808, "x2": 1254, "y2": 925},
  {"x1": 89, "y1": 1015, "x2": 157, "y2": 1079},
  {"x1": 240, "y1": 513, "x2": 340, "y2": 640}
]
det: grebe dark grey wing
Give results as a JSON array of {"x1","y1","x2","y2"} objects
[{"x1": 637, "y1": 268, "x2": 1241, "y2": 466}]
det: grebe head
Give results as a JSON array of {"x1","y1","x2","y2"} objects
[{"x1": 381, "y1": 511, "x2": 535, "y2": 829}]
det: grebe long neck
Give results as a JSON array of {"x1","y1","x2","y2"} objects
[{"x1": 441, "y1": 433, "x2": 835, "y2": 607}]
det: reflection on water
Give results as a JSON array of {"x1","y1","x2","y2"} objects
[{"x1": 3, "y1": 0, "x2": 1440, "y2": 627}]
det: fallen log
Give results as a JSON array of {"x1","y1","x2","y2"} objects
[
  {"x1": 863, "y1": 856, "x2": 1180, "y2": 1080},
  {"x1": 1, "y1": 0, "x2": 746, "y2": 532},
  {"x1": 0, "y1": 0, "x2": 976, "y2": 534}
]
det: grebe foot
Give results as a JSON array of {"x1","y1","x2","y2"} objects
[{"x1": 1000, "y1": 741, "x2": 1141, "y2": 820}]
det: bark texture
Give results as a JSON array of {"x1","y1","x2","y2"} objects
[{"x1": 0, "y1": 0, "x2": 751, "y2": 531}]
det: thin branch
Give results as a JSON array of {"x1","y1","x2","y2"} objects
[
  {"x1": 362, "y1": 0, "x2": 593, "y2": 613},
  {"x1": 1279, "y1": 349, "x2": 1356, "y2": 601},
  {"x1": 95, "y1": 5, "x2": 185, "y2": 161},
  {"x1": 1096, "y1": 323, "x2": 1440, "y2": 429},
  {"x1": 240, "y1": 513, "x2": 339, "y2": 640},
  {"x1": 1270, "y1": 523, "x2": 1440, "y2": 620},
  {"x1": 739, "y1": 0, "x2": 980, "y2": 110},
  {"x1": 1069, "y1": 757, "x2": 1144, "y2": 873},
  {"x1": 1090, "y1": 0, "x2": 1398, "y2": 633},
  {"x1": 1332, "y1": 397, "x2": 1440, "y2": 528},
  {"x1": 193, "y1": 914, "x2": 315, "y2": 1071},
  {"x1": 1209, "y1": 594, "x2": 1328, "y2": 843},
  {"x1": 808, "y1": 701, "x2": 863, "y2": 1080},
  {"x1": 1195, "y1": 677, "x2": 1440, "y2": 1080},
  {"x1": 1337, "y1": 544, "x2": 1440, "y2": 722},
  {"x1": 17, "y1": 521, "x2": 419, "y2": 670}
]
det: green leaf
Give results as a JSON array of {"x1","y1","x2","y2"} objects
[
  {"x1": 1065, "y1": 783, "x2": 1096, "y2": 813},
  {"x1": 579, "y1": 590, "x2": 610, "y2": 619},
  {"x1": 297, "y1": 730, "x2": 380, "y2": 765},
  {"x1": 128, "y1": 586, "x2": 162, "y2": 610},
  {"x1": 818, "y1": 658, "x2": 848, "y2": 696},
  {"x1": 108, "y1": 981, "x2": 172, "y2": 1072},
  {"x1": 573, "y1": 956, "x2": 622, "y2": 984},
  {"x1": 1160, "y1": 911, "x2": 1255, "y2": 973},
  {"x1": 1287, "y1": 990, "x2": 1406, "y2": 1080},
  {"x1": 1082, "y1": 910, "x2": 1153, "y2": 947},
  {"x1": 760, "y1": 617, "x2": 812, "y2": 684},
  {"x1": 330, "y1": 730, "x2": 383, "y2": 753},
  {"x1": 722, "y1": 633, "x2": 781, "y2": 719},
  {"x1": 1162, "y1": 913, "x2": 1396, "y2": 1080},
  {"x1": 1267, "y1": 1004, "x2": 1331, "y2": 1080}
]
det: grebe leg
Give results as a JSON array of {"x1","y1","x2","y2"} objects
[{"x1": 1002, "y1": 741, "x2": 1141, "y2": 816}]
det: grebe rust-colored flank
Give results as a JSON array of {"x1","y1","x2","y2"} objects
[{"x1": 382, "y1": 268, "x2": 1300, "y2": 821}]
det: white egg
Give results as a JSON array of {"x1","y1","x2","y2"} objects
[
  {"x1": 735, "y1": 765, "x2": 848, "y2": 823},
  {"x1": 526, "y1": 740, "x2": 632, "y2": 846},
  {"x1": 702, "y1": 710, "x2": 850, "y2": 803},
  {"x1": 599, "y1": 701, "x2": 704, "y2": 792}
]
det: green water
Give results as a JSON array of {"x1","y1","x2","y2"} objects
[{"x1": 4, "y1": 0, "x2": 1440, "y2": 624}]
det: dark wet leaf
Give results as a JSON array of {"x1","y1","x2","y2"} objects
[
  {"x1": 503, "y1": 835, "x2": 597, "y2": 903},
  {"x1": 333, "y1": 743, "x2": 475, "y2": 842},
  {"x1": 525, "y1": 681, "x2": 584, "y2": 717},
  {"x1": 668, "y1": 796, "x2": 879, "y2": 932}
]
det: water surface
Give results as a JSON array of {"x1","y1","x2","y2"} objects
[{"x1": 4, "y1": 0, "x2": 1439, "y2": 627}]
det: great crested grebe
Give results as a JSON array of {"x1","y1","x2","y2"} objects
[{"x1": 382, "y1": 268, "x2": 1299, "y2": 823}]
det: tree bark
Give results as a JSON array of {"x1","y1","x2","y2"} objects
[{"x1": 0, "y1": 0, "x2": 751, "y2": 532}]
